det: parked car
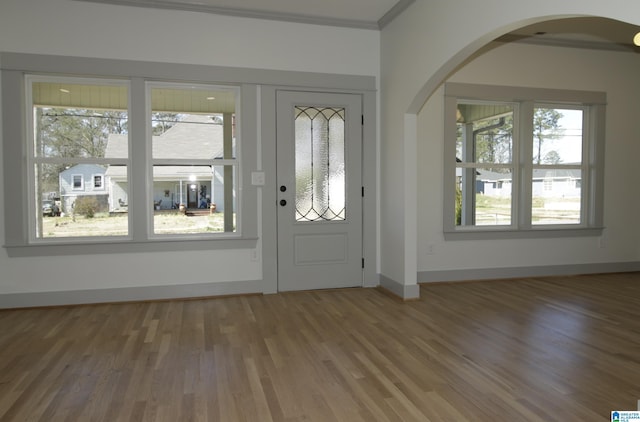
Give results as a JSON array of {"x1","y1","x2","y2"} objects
[{"x1": 42, "y1": 200, "x2": 61, "y2": 217}]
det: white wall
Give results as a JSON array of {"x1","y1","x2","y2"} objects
[
  {"x1": 0, "y1": 0, "x2": 380, "y2": 302},
  {"x1": 418, "y1": 42, "x2": 640, "y2": 273},
  {"x1": 0, "y1": 0, "x2": 379, "y2": 75},
  {"x1": 381, "y1": 0, "x2": 640, "y2": 293}
]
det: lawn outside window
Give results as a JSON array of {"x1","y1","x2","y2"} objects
[{"x1": 443, "y1": 83, "x2": 606, "y2": 240}]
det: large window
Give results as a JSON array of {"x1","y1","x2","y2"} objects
[
  {"x1": 444, "y1": 83, "x2": 605, "y2": 238},
  {"x1": 18, "y1": 75, "x2": 241, "y2": 245}
]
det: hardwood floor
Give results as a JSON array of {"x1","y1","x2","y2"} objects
[{"x1": 1, "y1": 273, "x2": 639, "y2": 421}]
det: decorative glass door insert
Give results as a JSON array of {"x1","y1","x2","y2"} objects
[
  {"x1": 294, "y1": 106, "x2": 346, "y2": 222},
  {"x1": 276, "y1": 91, "x2": 362, "y2": 292}
]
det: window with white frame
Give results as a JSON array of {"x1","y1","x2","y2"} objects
[
  {"x1": 93, "y1": 174, "x2": 104, "y2": 190},
  {"x1": 72, "y1": 175, "x2": 84, "y2": 190},
  {"x1": 23, "y1": 75, "x2": 240, "y2": 242},
  {"x1": 28, "y1": 76, "x2": 129, "y2": 238},
  {"x1": 148, "y1": 83, "x2": 238, "y2": 236},
  {"x1": 444, "y1": 83, "x2": 606, "y2": 238}
]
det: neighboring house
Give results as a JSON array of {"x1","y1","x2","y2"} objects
[
  {"x1": 58, "y1": 163, "x2": 109, "y2": 213},
  {"x1": 104, "y1": 115, "x2": 230, "y2": 212},
  {"x1": 477, "y1": 168, "x2": 581, "y2": 198}
]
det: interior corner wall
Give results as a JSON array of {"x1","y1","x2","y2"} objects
[
  {"x1": 0, "y1": 0, "x2": 380, "y2": 305},
  {"x1": 380, "y1": 0, "x2": 640, "y2": 288},
  {"x1": 417, "y1": 42, "x2": 640, "y2": 278}
]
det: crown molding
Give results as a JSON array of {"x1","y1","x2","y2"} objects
[
  {"x1": 496, "y1": 33, "x2": 640, "y2": 53},
  {"x1": 378, "y1": 0, "x2": 414, "y2": 29},
  {"x1": 73, "y1": 0, "x2": 405, "y2": 30}
]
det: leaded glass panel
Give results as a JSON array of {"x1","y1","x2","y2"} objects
[{"x1": 294, "y1": 106, "x2": 346, "y2": 222}]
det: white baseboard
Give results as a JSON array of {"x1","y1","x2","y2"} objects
[
  {"x1": 5, "y1": 262, "x2": 637, "y2": 309},
  {"x1": 418, "y1": 262, "x2": 640, "y2": 283},
  {"x1": 0, "y1": 279, "x2": 263, "y2": 309},
  {"x1": 379, "y1": 274, "x2": 420, "y2": 300}
]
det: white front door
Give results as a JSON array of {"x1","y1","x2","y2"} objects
[{"x1": 276, "y1": 91, "x2": 363, "y2": 291}]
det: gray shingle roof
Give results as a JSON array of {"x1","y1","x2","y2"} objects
[
  {"x1": 104, "y1": 114, "x2": 226, "y2": 159},
  {"x1": 105, "y1": 115, "x2": 229, "y2": 178}
]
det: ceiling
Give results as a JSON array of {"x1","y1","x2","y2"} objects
[
  {"x1": 76, "y1": 0, "x2": 415, "y2": 29},
  {"x1": 75, "y1": 1, "x2": 640, "y2": 51},
  {"x1": 497, "y1": 17, "x2": 640, "y2": 53}
]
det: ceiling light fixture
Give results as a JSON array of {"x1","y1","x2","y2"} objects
[
  {"x1": 206, "y1": 96, "x2": 216, "y2": 100},
  {"x1": 59, "y1": 88, "x2": 70, "y2": 93},
  {"x1": 634, "y1": 32, "x2": 640, "y2": 47}
]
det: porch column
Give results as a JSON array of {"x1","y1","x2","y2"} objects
[
  {"x1": 223, "y1": 112, "x2": 234, "y2": 232},
  {"x1": 461, "y1": 122, "x2": 475, "y2": 225}
]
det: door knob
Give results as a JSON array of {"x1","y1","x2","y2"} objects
[
  {"x1": 280, "y1": 199, "x2": 287, "y2": 206},
  {"x1": 280, "y1": 185, "x2": 287, "y2": 192}
]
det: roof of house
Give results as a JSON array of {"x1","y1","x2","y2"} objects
[
  {"x1": 60, "y1": 163, "x2": 107, "y2": 177},
  {"x1": 105, "y1": 114, "x2": 228, "y2": 159},
  {"x1": 105, "y1": 114, "x2": 230, "y2": 178}
]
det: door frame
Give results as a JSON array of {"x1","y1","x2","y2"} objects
[
  {"x1": 260, "y1": 85, "x2": 377, "y2": 294},
  {"x1": 275, "y1": 90, "x2": 363, "y2": 292}
]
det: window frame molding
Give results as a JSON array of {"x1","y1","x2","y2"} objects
[
  {"x1": 443, "y1": 82, "x2": 606, "y2": 240},
  {"x1": 145, "y1": 81, "x2": 241, "y2": 239},
  {"x1": 93, "y1": 174, "x2": 104, "y2": 190},
  {"x1": 1, "y1": 53, "x2": 260, "y2": 256},
  {"x1": 72, "y1": 175, "x2": 84, "y2": 190},
  {"x1": 2, "y1": 52, "x2": 376, "y2": 258}
]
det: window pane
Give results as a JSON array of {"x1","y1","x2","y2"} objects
[
  {"x1": 533, "y1": 108, "x2": 582, "y2": 164},
  {"x1": 152, "y1": 165, "x2": 235, "y2": 234},
  {"x1": 36, "y1": 163, "x2": 129, "y2": 238},
  {"x1": 72, "y1": 174, "x2": 83, "y2": 189},
  {"x1": 456, "y1": 103, "x2": 514, "y2": 165},
  {"x1": 31, "y1": 79, "x2": 129, "y2": 239},
  {"x1": 93, "y1": 175, "x2": 103, "y2": 189},
  {"x1": 456, "y1": 167, "x2": 512, "y2": 227},
  {"x1": 532, "y1": 169, "x2": 582, "y2": 225},
  {"x1": 150, "y1": 86, "x2": 236, "y2": 159},
  {"x1": 150, "y1": 85, "x2": 238, "y2": 236},
  {"x1": 33, "y1": 82, "x2": 128, "y2": 159},
  {"x1": 294, "y1": 106, "x2": 346, "y2": 222}
]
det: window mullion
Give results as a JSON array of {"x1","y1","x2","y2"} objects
[
  {"x1": 518, "y1": 101, "x2": 534, "y2": 229},
  {"x1": 588, "y1": 103, "x2": 606, "y2": 228},
  {"x1": 129, "y1": 78, "x2": 149, "y2": 242}
]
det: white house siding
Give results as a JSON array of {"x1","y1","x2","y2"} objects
[{"x1": 58, "y1": 163, "x2": 109, "y2": 213}]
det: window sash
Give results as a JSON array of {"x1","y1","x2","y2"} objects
[
  {"x1": 26, "y1": 75, "x2": 131, "y2": 241},
  {"x1": 147, "y1": 82, "x2": 241, "y2": 238},
  {"x1": 25, "y1": 75, "x2": 242, "y2": 243},
  {"x1": 444, "y1": 83, "x2": 605, "y2": 237}
]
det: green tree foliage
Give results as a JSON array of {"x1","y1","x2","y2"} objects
[
  {"x1": 455, "y1": 184, "x2": 462, "y2": 226},
  {"x1": 36, "y1": 108, "x2": 128, "y2": 192},
  {"x1": 151, "y1": 112, "x2": 182, "y2": 135},
  {"x1": 533, "y1": 108, "x2": 564, "y2": 164},
  {"x1": 38, "y1": 108, "x2": 128, "y2": 158},
  {"x1": 464, "y1": 108, "x2": 564, "y2": 168},
  {"x1": 542, "y1": 150, "x2": 562, "y2": 164},
  {"x1": 471, "y1": 114, "x2": 513, "y2": 173}
]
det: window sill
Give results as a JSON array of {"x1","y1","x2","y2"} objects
[
  {"x1": 443, "y1": 226, "x2": 604, "y2": 241},
  {"x1": 4, "y1": 237, "x2": 259, "y2": 257}
]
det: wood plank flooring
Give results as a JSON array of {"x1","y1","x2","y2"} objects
[{"x1": 1, "y1": 272, "x2": 639, "y2": 421}]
